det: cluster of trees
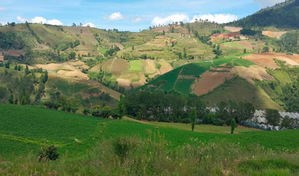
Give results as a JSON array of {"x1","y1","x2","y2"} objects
[
  {"x1": 105, "y1": 46, "x2": 120, "y2": 56},
  {"x1": 212, "y1": 44, "x2": 222, "y2": 57},
  {"x1": 279, "y1": 31, "x2": 299, "y2": 54},
  {"x1": 258, "y1": 63, "x2": 299, "y2": 112},
  {"x1": 119, "y1": 91, "x2": 255, "y2": 125},
  {"x1": 44, "y1": 96, "x2": 79, "y2": 113},
  {"x1": 0, "y1": 31, "x2": 25, "y2": 50},
  {"x1": 0, "y1": 64, "x2": 48, "y2": 105},
  {"x1": 240, "y1": 28, "x2": 262, "y2": 36},
  {"x1": 265, "y1": 109, "x2": 298, "y2": 129},
  {"x1": 88, "y1": 70, "x2": 126, "y2": 93},
  {"x1": 82, "y1": 105, "x2": 121, "y2": 119}
]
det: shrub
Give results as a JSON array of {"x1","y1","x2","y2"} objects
[
  {"x1": 113, "y1": 137, "x2": 137, "y2": 163},
  {"x1": 38, "y1": 145, "x2": 59, "y2": 161}
]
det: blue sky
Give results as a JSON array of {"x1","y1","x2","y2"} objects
[{"x1": 0, "y1": 0, "x2": 285, "y2": 31}]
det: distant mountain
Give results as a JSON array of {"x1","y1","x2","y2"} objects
[{"x1": 231, "y1": 0, "x2": 299, "y2": 29}]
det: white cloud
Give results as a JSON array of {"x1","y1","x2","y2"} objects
[
  {"x1": 151, "y1": 14, "x2": 189, "y2": 26},
  {"x1": 132, "y1": 17, "x2": 142, "y2": 23},
  {"x1": 107, "y1": 12, "x2": 124, "y2": 21},
  {"x1": 17, "y1": 16, "x2": 27, "y2": 23},
  {"x1": 16, "y1": 16, "x2": 63, "y2": 26},
  {"x1": 254, "y1": 0, "x2": 285, "y2": 7},
  {"x1": 192, "y1": 14, "x2": 238, "y2": 24},
  {"x1": 0, "y1": 8, "x2": 6, "y2": 11},
  {"x1": 83, "y1": 22, "x2": 95, "y2": 27},
  {"x1": 47, "y1": 19, "x2": 63, "y2": 26},
  {"x1": 31, "y1": 16, "x2": 47, "y2": 24}
]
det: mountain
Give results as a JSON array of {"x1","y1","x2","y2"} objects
[
  {"x1": 0, "y1": 13, "x2": 299, "y2": 111},
  {"x1": 231, "y1": 0, "x2": 299, "y2": 29}
]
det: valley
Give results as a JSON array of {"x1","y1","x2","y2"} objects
[{"x1": 0, "y1": 0, "x2": 298, "y2": 175}]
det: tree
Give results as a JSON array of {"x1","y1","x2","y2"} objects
[
  {"x1": 42, "y1": 71, "x2": 48, "y2": 83},
  {"x1": 25, "y1": 65, "x2": 30, "y2": 75},
  {"x1": 281, "y1": 116, "x2": 295, "y2": 129},
  {"x1": 190, "y1": 109, "x2": 197, "y2": 131},
  {"x1": 230, "y1": 118, "x2": 237, "y2": 134},
  {"x1": 265, "y1": 109, "x2": 281, "y2": 126},
  {"x1": 68, "y1": 52, "x2": 76, "y2": 60},
  {"x1": 236, "y1": 102, "x2": 255, "y2": 123},
  {"x1": 183, "y1": 48, "x2": 187, "y2": 58}
]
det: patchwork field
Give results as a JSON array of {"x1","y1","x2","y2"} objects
[
  {"x1": 35, "y1": 61, "x2": 89, "y2": 80},
  {"x1": 244, "y1": 53, "x2": 299, "y2": 69},
  {"x1": 93, "y1": 58, "x2": 173, "y2": 88}
]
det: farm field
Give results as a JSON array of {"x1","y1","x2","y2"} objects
[
  {"x1": 0, "y1": 104, "x2": 298, "y2": 175},
  {"x1": 0, "y1": 104, "x2": 298, "y2": 158}
]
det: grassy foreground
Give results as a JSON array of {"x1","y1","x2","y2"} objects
[{"x1": 0, "y1": 104, "x2": 298, "y2": 175}]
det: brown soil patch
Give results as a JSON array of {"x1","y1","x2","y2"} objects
[
  {"x1": 158, "y1": 59, "x2": 173, "y2": 75},
  {"x1": 144, "y1": 59, "x2": 156, "y2": 74},
  {"x1": 233, "y1": 65, "x2": 274, "y2": 84},
  {"x1": 224, "y1": 26, "x2": 242, "y2": 32},
  {"x1": 191, "y1": 69, "x2": 234, "y2": 96},
  {"x1": 110, "y1": 58, "x2": 129, "y2": 75},
  {"x1": 262, "y1": 31, "x2": 287, "y2": 39},
  {"x1": 102, "y1": 58, "x2": 129, "y2": 75},
  {"x1": 117, "y1": 78, "x2": 131, "y2": 88},
  {"x1": 210, "y1": 32, "x2": 240, "y2": 40},
  {"x1": 90, "y1": 64, "x2": 101, "y2": 72},
  {"x1": 244, "y1": 53, "x2": 299, "y2": 69},
  {"x1": 3, "y1": 49, "x2": 25, "y2": 57},
  {"x1": 35, "y1": 61, "x2": 89, "y2": 80},
  {"x1": 112, "y1": 43, "x2": 124, "y2": 50}
]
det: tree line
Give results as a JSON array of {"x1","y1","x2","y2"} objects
[{"x1": 119, "y1": 91, "x2": 256, "y2": 125}]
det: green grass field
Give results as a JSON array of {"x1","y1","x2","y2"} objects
[
  {"x1": 0, "y1": 104, "x2": 298, "y2": 175},
  {"x1": 129, "y1": 60, "x2": 143, "y2": 72},
  {"x1": 0, "y1": 104, "x2": 298, "y2": 159}
]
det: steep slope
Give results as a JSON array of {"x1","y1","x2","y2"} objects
[
  {"x1": 231, "y1": 0, "x2": 299, "y2": 29},
  {"x1": 141, "y1": 54, "x2": 299, "y2": 110}
]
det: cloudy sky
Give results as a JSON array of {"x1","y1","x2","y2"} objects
[{"x1": 0, "y1": 0, "x2": 285, "y2": 31}]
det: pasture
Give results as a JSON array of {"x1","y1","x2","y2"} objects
[{"x1": 0, "y1": 104, "x2": 298, "y2": 175}]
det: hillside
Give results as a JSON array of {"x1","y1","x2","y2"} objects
[
  {"x1": 141, "y1": 54, "x2": 299, "y2": 110},
  {"x1": 231, "y1": 0, "x2": 299, "y2": 29},
  {"x1": 0, "y1": 104, "x2": 298, "y2": 175}
]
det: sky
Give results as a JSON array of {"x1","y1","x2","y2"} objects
[{"x1": 0, "y1": 0, "x2": 286, "y2": 31}]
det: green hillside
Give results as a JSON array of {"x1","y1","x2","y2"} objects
[
  {"x1": 231, "y1": 0, "x2": 299, "y2": 29},
  {"x1": 0, "y1": 104, "x2": 298, "y2": 175}
]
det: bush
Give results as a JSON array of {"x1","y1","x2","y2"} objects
[
  {"x1": 113, "y1": 137, "x2": 137, "y2": 162},
  {"x1": 38, "y1": 145, "x2": 59, "y2": 161}
]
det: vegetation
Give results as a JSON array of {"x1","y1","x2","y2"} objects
[
  {"x1": 0, "y1": 104, "x2": 298, "y2": 175},
  {"x1": 257, "y1": 61, "x2": 299, "y2": 112},
  {"x1": 231, "y1": 0, "x2": 299, "y2": 29}
]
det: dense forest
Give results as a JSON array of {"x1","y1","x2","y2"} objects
[{"x1": 231, "y1": 0, "x2": 299, "y2": 29}]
